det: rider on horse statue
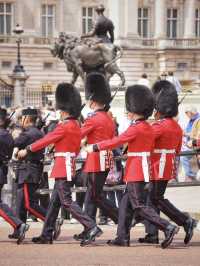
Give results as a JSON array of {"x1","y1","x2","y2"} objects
[{"x1": 81, "y1": 4, "x2": 114, "y2": 44}]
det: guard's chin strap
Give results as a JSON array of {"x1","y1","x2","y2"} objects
[{"x1": 178, "y1": 91, "x2": 189, "y2": 106}]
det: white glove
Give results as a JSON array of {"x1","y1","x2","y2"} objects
[
  {"x1": 84, "y1": 145, "x2": 94, "y2": 153},
  {"x1": 12, "y1": 147, "x2": 19, "y2": 161}
]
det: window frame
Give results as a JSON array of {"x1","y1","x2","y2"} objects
[
  {"x1": 138, "y1": 7, "x2": 150, "y2": 38},
  {"x1": 167, "y1": 8, "x2": 178, "y2": 39},
  {"x1": 0, "y1": 2, "x2": 13, "y2": 35},
  {"x1": 195, "y1": 8, "x2": 200, "y2": 37},
  {"x1": 82, "y1": 6, "x2": 96, "y2": 34},
  {"x1": 41, "y1": 4, "x2": 55, "y2": 38}
]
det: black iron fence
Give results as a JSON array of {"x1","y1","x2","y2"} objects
[{"x1": 0, "y1": 81, "x2": 13, "y2": 107}]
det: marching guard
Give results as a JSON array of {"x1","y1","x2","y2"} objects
[
  {"x1": 0, "y1": 108, "x2": 29, "y2": 244},
  {"x1": 86, "y1": 84, "x2": 179, "y2": 249},
  {"x1": 74, "y1": 72, "x2": 119, "y2": 241},
  {"x1": 139, "y1": 80, "x2": 196, "y2": 244},
  {"x1": 18, "y1": 83, "x2": 102, "y2": 246}
]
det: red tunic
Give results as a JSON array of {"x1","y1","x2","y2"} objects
[
  {"x1": 30, "y1": 119, "x2": 81, "y2": 179},
  {"x1": 97, "y1": 120, "x2": 154, "y2": 182},
  {"x1": 81, "y1": 111, "x2": 115, "y2": 172},
  {"x1": 151, "y1": 118, "x2": 182, "y2": 181}
]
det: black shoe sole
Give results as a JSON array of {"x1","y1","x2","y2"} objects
[
  {"x1": 184, "y1": 220, "x2": 196, "y2": 245},
  {"x1": 161, "y1": 227, "x2": 179, "y2": 249},
  {"x1": 107, "y1": 239, "x2": 130, "y2": 247},
  {"x1": 80, "y1": 230, "x2": 103, "y2": 246},
  {"x1": 17, "y1": 224, "x2": 30, "y2": 245},
  {"x1": 32, "y1": 238, "x2": 53, "y2": 244}
]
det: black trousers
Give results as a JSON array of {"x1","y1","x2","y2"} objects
[
  {"x1": 117, "y1": 182, "x2": 170, "y2": 240},
  {"x1": 84, "y1": 171, "x2": 118, "y2": 224},
  {"x1": 16, "y1": 183, "x2": 47, "y2": 223},
  {"x1": 38, "y1": 172, "x2": 50, "y2": 210},
  {"x1": 42, "y1": 179, "x2": 95, "y2": 240},
  {"x1": 149, "y1": 180, "x2": 188, "y2": 226},
  {"x1": 0, "y1": 184, "x2": 22, "y2": 229}
]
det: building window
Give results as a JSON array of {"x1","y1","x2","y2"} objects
[
  {"x1": 82, "y1": 7, "x2": 95, "y2": 34},
  {"x1": 144, "y1": 62, "x2": 154, "y2": 69},
  {"x1": 0, "y1": 3, "x2": 12, "y2": 35},
  {"x1": 2, "y1": 61, "x2": 12, "y2": 68},
  {"x1": 138, "y1": 8, "x2": 149, "y2": 38},
  {"x1": 167, "y1": 8, "x2": 178, "y2": 38},
  {"x1": 195, "y1": 8, "x2": 200, "y2": 37},
  {"x1": 41, "y1": 4, "x2": 55, "y2": 37},
  {"x1": 177, "y1": 62, "x2": 188, "y2": 71},
  {"x1": 43, "y1": 62, "x2": 54, "y2": 70}
]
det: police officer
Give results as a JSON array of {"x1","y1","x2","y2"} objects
[
  {"x1": 18, "y1": 83, "x2": 102, "y2": 246},
  {"x1": 11, "y1": 108, "x2": 46, "y2": 228},
  {"x1": 81, "y1": 4, "x2": 114, "y2": 43},
  {"x1": 0, "y1": 108, "x2": 29, "y2": 244}
]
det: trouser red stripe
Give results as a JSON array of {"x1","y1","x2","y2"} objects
[
  {"x1": 0, "y1": 209, "x2": 17, "y2": 229},
  {"x1": 23, "y1": 184, "x2": 45, "y2": 221}
]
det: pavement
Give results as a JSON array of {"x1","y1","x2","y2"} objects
[{"x1": 0, "y1": 221, "x2": 200, "y2": 266}]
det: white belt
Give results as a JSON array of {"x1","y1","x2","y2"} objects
[
  {"x1": 153, "y1": 149, "x2": 175, "y2": 178},
  {"x1": 127, "y1": 152, "x2": 150, "y2": 182},
  {"x1": 54, "y1": 152, "x2": 76, "y2": 181},
  {"x1": 100, "y1": 150, "x2": 107, "y2": 171}
]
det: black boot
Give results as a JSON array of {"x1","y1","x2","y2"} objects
[
  {"x1": 53, "y1": 218, "x2": 64, "y2": 240},
  {"x1": 73, "y1": 230, "x2": 87, "y2": 241},
  {"x1": 184, "y1": 218, "x2": 197, "y2": 245},
  {"x1": 107, "y1": 237, "x2": 130, "y2": 247},
  {"x1": 161, "y1": 225, "x2": 179, "y2": 249},
  {"x1": 138, "y1": 234, "x2": 159, "y2": 244},
  {"x1": 17, "y1": 224, "x2": 30, "y2": 245},
  {"x1": 80, "y1": 226, "x2": 103, "y2": 246},
  {"x1": 8, "y1": 229, "x2": 19, "y2": 239},
  {"x1": 32, "y1": 235, "x2": 53, "y2": 244}
]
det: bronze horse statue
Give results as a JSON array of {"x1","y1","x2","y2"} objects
[{"x1": 51, "y1": 33, "x2": 125, "y2": 86}]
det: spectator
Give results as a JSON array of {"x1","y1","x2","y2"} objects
[
  {"x1": 137, "y1": 73, "x2": 150, "y2": 88},
  {"x1": 180, "y1": 106, "x2": 200, "y2": 181},
  {"x1": 166, "y1": 71, "x2": 182, "y2": 94}
]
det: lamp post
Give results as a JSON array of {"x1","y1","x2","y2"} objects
[
  {"x1": 9, "y1": 24, "x2": 29, "y2": 107},
  {"x1": 13, "y1": 24, "x2": 24, "y2": 73}
]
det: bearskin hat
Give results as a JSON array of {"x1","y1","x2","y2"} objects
[
  {"x1": 152, "y1": 80, "x2": 178, "y2": 118},
  {"x1": 125, "y1": 85, "x2": 154, "y2": 119},
  {"x1": 22, "y1": 107, "x2": 38, "y2": 116},
  {"x1": 55, "y1": 83, "x2": 82, "y2": 119},
  {"x1": 85, "y1": 72, "x2": 111, "y2": 105}
]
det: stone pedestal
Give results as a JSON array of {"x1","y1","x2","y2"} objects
[{"x1": 9, "y1": 71, "x2": 29, "y2": 107}]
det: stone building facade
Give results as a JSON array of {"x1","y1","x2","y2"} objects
[{"x1": 0, "y1": 0, "x2": 200, "y2": 105}]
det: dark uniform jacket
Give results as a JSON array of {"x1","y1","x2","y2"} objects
[
  {"x1": 14, "y1": 126, "x2": 44, "y2": 184},
  {"x1": 0, "y1": 128, "x2": 14, "y2": 184}
]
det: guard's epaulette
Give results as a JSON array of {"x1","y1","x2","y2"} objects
[{"x1": 87, "y1": 112, "x2": 96, "y2": 118}]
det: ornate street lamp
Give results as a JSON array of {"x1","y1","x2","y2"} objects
[
  {"x1": 13, "y1": 24, "x2": 24, "y2": 73},
  {"x1": 9, "y1": 23, "x2": 29, "y2": 107}
]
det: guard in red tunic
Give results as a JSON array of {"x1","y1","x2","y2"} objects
[
  {"x1": 86, "y1": 85, "x2": 179, "y2": 249},
  {"x1": 74, "y1": 72, "x2": 118, "y2": 242},
  {"x1": 140, "y1": 80, "x2": 196, "y2": 245},
  {"x1": 18, "y1": 83, "x2": 102, "y2": 246}
]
